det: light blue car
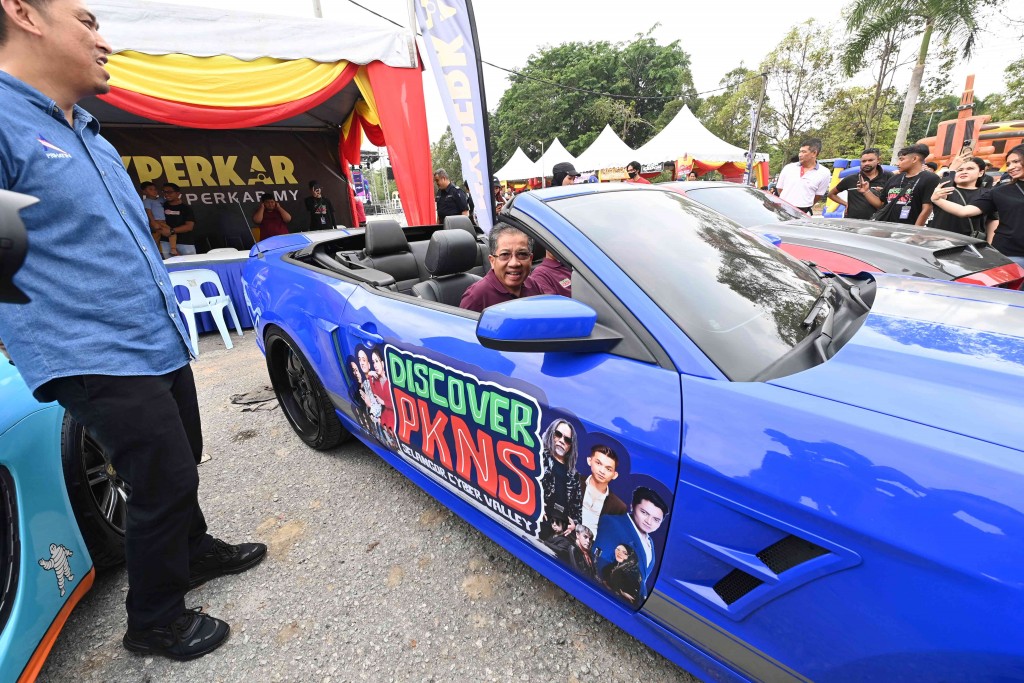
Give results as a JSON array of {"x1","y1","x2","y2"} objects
[{"x1": 0, "y1": 358, "x2": 126, "y2": 683}]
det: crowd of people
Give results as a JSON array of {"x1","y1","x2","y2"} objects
[{"x1": 772, "y1": 137, "x2": 1024, "y2": 266}]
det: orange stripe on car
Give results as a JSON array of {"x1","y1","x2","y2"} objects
[{"x1": 17, "y1": 567, "x2": 95, "y2": 683}]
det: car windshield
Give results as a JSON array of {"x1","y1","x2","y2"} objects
[
  {"x1": 551, "y1": 189, "x2": 824, "y2": 381},
  {"x1": 683, "y1": 186, "x2": 806, "y2": 227}
]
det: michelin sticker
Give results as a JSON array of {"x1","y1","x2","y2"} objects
[{"x1": 39, "y1": 543, "x2": 75, "y2": 597}]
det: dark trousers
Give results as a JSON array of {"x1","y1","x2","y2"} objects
[{"x1": 39, "y1": 365, "x2": 214, "y2": 630}]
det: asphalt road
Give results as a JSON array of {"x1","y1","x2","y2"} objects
[{"x1": 40, "y1": 332, "x2": 696, "y2": 683}]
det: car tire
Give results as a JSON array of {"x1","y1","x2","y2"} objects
[
  {"x1": 60, "y1": 414, "x2": 127, "y2": 570},
  {"x1": 265, "y1": 326, "x2": 349, "y2": 450}
]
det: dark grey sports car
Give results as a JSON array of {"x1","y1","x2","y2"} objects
[{"x1": 668, "y1": 181, "x2": 1024, "y2": 289}]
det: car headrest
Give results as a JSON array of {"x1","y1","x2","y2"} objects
[
  {"x1": 443, "y1": 215, "x2": 478, "y2": 238},
  {"x1": 425, "y1": 229, "x2": 480, "y2": 277},
  {"x1": 364, "y1": 219, "x2": 409, "y2": 256}
]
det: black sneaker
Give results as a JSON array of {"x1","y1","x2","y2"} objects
[
  {"x1": 189, "y1": 538, "x2": 267, "y2": 589},
  {"x1": 123, "y1": 607, "x2": 229, "y2": 660}
]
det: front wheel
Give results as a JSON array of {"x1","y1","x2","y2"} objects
[
  {"x1": 265, "y1": 327, "x2": 349, "y2": 450},
  {"x1": 61, "y1": 415, "x2": 127, "y2": 570}
]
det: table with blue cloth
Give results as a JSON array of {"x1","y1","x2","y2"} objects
[{"x1": 163, "y1": 251, "x2": 254, "y2": 334}]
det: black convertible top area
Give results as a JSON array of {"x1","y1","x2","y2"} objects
[{"x1": 291, "y1": 218, "x2": 483, "y2": 292}]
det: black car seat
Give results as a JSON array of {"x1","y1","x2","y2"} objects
[
  {"x1": 412, "y1": 230, "x2": 482, "y2": 306},
  {"x1": 357, "y1": 220, "x2": 426, "y2": 293},
  {"x1": 443, "y1": 215, "x2": 490, "y2": 275}
]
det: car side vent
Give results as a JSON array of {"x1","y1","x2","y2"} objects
[
  {"x1": 757, "y1": 534, "x2": 829, "y2": 574},
  {"x1": 713, "y1": 535, "x2": 830, "y2": 606},
  {"x1": 0, "y1": 466, "x2": 20, "y2": 635},
  {"x1": 714, "y1": 569, "x2": 764, "y2": 605}
]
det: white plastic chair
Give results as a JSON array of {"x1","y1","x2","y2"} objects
[
  {"x1": 168, "y1": 268, "x2": 243, "y2": 354},
  {"x1": 206, "y1": 248, "x2": 241, "y2": 255}
]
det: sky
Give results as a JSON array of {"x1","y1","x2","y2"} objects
[{"x1": 115, "y1": 0, "x2": 1024, "y2": 144}]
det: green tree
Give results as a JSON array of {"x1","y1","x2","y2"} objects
[
  {"x1": 982, "y1": 57, "x2": 1024, "y2": 121},
  {"x1": 759, "y1": 19, "x2": 838, "y2": 163},
  {"x1": 429, "y1": 127, "x2": 463, "y2": 187},
  {"x1": 843, "y1": 0, "x2": 1003, "y2": 162},
  {"x1": 839, "y1": 9, "x2": 914, "y2": 149},
  {"x1": 816, "y1": 86, "x2": 901, "y2": 159},
  {"x1": 903, "y1": 46, "x2": 961, "y2": 144},
  {"x1": 490, "y1": 28, "x2": 697, "y2": 164},
  {"x1": 698, "y1": 65, "x2": 772, "y2": 149}
]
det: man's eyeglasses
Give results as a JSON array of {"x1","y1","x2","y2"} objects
[
  {"x1": 492, "y1": 250, "x2": 532, "y2": 263},
  {"x1": 554, "y1": 431, "x2": 573, "y2": 444}
]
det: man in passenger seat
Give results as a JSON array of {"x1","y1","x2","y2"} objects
[
  {"x1": 527, "y1": 251, "x2": 572, "y2": 297},
  {"x1": 459, "y1": 223, "x2": 541, "y2": 313}
]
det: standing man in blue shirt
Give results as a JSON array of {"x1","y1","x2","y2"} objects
[{"x1": 0, "y1": 0, "x2": 265, "y2": 661}]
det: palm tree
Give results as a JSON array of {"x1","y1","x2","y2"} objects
[{"x1": 842, "y1": 0, "x2": 998, "y2": 163}]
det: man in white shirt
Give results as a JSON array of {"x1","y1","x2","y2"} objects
[
  {"x1": 776, "y1": 138, "x2": 831, "y2": 214},
  {"x1": 577, "y1": 444, "x2": 626, "y2": 540}
]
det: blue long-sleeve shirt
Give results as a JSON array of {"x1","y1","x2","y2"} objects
[{"x1": 0, "y1": 71, "x2": 192, "y2": 394}]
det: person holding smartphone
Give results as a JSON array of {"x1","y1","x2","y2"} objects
[
  {"x1": 828, "y1": 148, "x2": 892, "y2": 219},
  {"x1": 930, "y1": 155, "x2": 990, "y2": 237},
  {"x1": 862, "y1": 144, "x2": 941, "y2": 225},
  {"x1": 932, "y1": 144, "x2": 1024, "y2": 265}
]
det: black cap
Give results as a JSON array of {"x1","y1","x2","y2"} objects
[{"x1": 552, "y1": 162, "x2": 580, "y2": 177}]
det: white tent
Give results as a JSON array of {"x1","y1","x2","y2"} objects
[
  {"x1": 634, "y1": 105, "x2": 768, "y2": 164},
  {"x1": 574, "y1": 125, "x2": 636, "y2": 173},
  {"x1": 92, "y1": 0, "x2": 415, "y2": 66},
  {"x1": 495, "y1": 148, "x2": 540, "y2": 181},
  {"x1": 535, "y1": 138, "x2": 578, "y2": 178}
]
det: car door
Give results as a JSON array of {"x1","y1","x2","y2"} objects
[{"x1": 334, "y1": 278, "x2": 682, "y2": 610}]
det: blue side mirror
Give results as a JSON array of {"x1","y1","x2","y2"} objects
[{"x1": 477, "y1": 296, "x2": 620, "y2": 353}]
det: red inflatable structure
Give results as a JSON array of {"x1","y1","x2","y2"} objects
[{"x1": 919, "y1": 75, "x2": 1024, "y2": 170}]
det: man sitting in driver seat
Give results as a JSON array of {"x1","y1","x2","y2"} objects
[{"x1": 460, "y1": 223, "x2": 541, "y2": 313}]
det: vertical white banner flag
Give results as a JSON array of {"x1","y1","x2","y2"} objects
[{"x1": 415, "y1": 0, "x2": 495, "y2": 231}]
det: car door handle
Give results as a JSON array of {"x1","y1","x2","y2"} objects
[{"x1": 348, "y1": 323, "x2": 383, "y2": 345}]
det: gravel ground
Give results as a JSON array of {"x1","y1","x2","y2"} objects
[{"x1": 40, "y1": 332, "x2": 696, "y2": 683}]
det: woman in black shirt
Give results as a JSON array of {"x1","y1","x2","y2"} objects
[
  {"x1": 932, "y1": 145, "x2": 1024, "y2": 265},
  {"x1": 931, "y1": 157, "x2": 988, "y2": 237}
]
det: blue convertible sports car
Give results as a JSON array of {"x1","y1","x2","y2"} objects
[{"x1": 242, "y1": 183, "x2": 1024, "y2": 682}]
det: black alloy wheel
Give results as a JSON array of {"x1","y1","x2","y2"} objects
[
  {"x1": 265, "y1": 327, "x2": 347, "y2": 450},
  {"x1": 61, "y1": 415, "x2": 127, "y2": 569}
]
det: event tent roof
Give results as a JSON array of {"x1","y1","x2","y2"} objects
[
  {"x1": 84, "y1": 0, "x2": 417, "y2": 131},
  {"x1": 495, "y1": 148, "x2": 539, "y2": 181},
  {"x1": 633, "y1": 105, "x2": 768, "y2": 164},
  {"x1": 84, "y1": 0, "x2": 433, "y2": 226},
  {"x1": 92, "y1": 0, "x2": 417, "y2": 67},
  {"x1": 536, "y1": 138, "x2": 578, "y2": 177},
  {"x1": 574, "y1": 125, "x2": 636, "y2": 172}
]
